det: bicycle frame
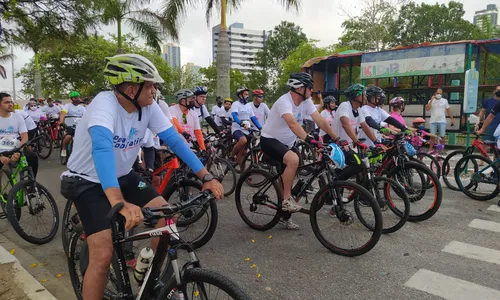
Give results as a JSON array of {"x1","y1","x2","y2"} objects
[
  {"x1": 0, "y1": 156, "x2": 31, "y2": 207},
  {"x1": 152, "y1": 156, "x2": 180, "y2": 195}
]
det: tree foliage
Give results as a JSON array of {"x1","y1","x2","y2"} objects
[
  {"x1": 198, "y1": 63, "x2": 246, "y2": 98},
  {"x1": 17, "y1": 34, "x2": 173, "y2": 98},
  {"x1": 389, "y1": 1, "x2": 482, "y2": 46}
]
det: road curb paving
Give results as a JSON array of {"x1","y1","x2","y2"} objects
[{"x1": 0, "y1": 244, "x2": 57, "y2": 299}]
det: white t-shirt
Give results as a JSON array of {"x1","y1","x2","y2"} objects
[
  {"x1": 0, "y1": 113, "x2": 27, "y2": 153},
  {"x1": 158, "y1": 100, "x2": 173, "y2": 120},
  {"x1": 62, "y1": 91, "x2": 171, "y2": 182},
  {"x1": 215, "y1": 108, "x2": 232, "y2": 126},
  {"x1": 195, "y1": 105, "x2": 210, "y2": 120},
  {"x1": 251, "y1": 102, "x2": 270, "y2": 128},
  {"x1": 62, "y1": 103, "x2": 86, "y2": 127},
  {"x1": 27, "y1": 108, "x2": 44, "y2": 123},
  {"x1": 43, "y1": 105, "x2": 62, "y2": 120},
  {"x1": 169, "y1": 104, "x2": 200, "y2": 143},
  {"x1": 211, "y1": 105, "x2": 224, "y2": 118},
  {"x1": 319, "y1": 109, "x2": 335, "y2": 137},
  {"x1": 332, "y1": 101, "x2": 365, "y2": 145},
  {"x1": 262, "y1": 92, "x2": 317, "y2": 148},
  {"x1": 359, "y1": 105, "x2": 390, "y2": 147},
  {"x1": 15, "y1": 110, "x2": 37, "y2": 131},
  {"x1": 230, "y1": 101, "x2": 256, "y2": 134},
  {"x1": 428, "y1": 98, "x2": 450, "y2": 123}
]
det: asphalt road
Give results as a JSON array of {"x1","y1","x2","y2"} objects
[{"x1": 1, "y1": 153, "x2": 500, "y2": 300}]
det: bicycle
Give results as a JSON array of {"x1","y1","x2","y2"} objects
[
  {"x1": 442, "y1": 134, "x2": 499, "y2": 191},
  {"x1": 67, "y1": 191, "x2": 251, "y2": 300},
  {"x1": 0, "y1": 136, "x2": 59, "y2": 244},
  {"x1": 235, "y1": 143, "x2": 383, "y2": 257},
  {"x1": 62, "y1": 148, "x2": 218, "y2": 255},
  {"x1": 60, "y1": 116, "x2": 81, "y2": 165}
]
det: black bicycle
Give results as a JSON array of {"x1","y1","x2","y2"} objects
[
  {"x1": 235, "y1": 144, "x2": 383, "y2": 257},
  {"x1": 67, "y1": 191, "x2": 251, "y2": 300}
]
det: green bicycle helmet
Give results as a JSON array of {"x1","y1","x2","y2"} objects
[
  {"x1": 69, "y1": 91, "x2": 81, "y2": 98},
  {"x1": 344, "y1": 84, "x2": 365, "y2": 100}
]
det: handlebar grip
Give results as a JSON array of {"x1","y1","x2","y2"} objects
[{"x1": 105, "y1": 202, "x2": 125, "y2": 220}]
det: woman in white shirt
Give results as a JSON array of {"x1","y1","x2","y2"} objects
[
  {"x1": 319, "y1": 96, "x2": 337, "y2": 143},
  {"x1": 425, "y1": 88, "x2": 455, "y2": 152}
]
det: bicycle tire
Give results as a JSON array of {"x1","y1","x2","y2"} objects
[
  {"x1": 387, "y1": 161, "x2": 442, "y2": 222},
  {"x1": 235, "y1": 168, "x2": 282, "y2": 231},
  {"x1": 371, "y1": 177, "x2": 410, "y2": 234},
  {"x1": 416, "y1": 152, "x2": 441, "y2": 178},
  {"x1": 36, "y1": 132, "x2": 53, "y2": 159},
  {"x1": 309, "y1": 181, "x2": 382, "y2": 256},
  {"x1": 62, "y1": 198, "x2": 80, "y2": 256},
  {"x1": 454, "y1": 154, "x2": 500, "y2": 201},
  {"x1": 209, "y1": 157, "x2": 236, "y2": 197},
  {"x1": 296, "y1": 142, "x2": 314, "y2": 176},
  {"x1": 442, "y1": 150, "x2": 468, "y2": 191},
  {"x1": 6, "y1": 180, "x2": 59, "y2": 244},
  {"x1": 67, "y1": 225, "x2": 85, "y2": 300},
  {"x1": 157, "y1": 268, "x2": 251, "y2": 300},
  {"x1": 162, "y1": 179, "x2": 218, "y2": 250}
]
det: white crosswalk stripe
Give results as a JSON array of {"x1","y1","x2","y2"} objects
[
  {"x1": 405, "y1": 269, "x2": 500, "y2": 300},
  {"x1": 468, "y1": 219, "x2": 500, "y2": 233},
  {"x1": 442, "y1": 241, "x2": 500, "y2": 265},
  {"x1": 487, "y1": 205, "x2": 500, "y2": 213}
]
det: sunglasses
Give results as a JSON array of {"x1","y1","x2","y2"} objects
[
  {"x1": 30, "y1": 105, "x2": 37, "y2": 107},
  {"x1": 257, "y1": 96, "x2": 263, "y2": 99},
  {"x1": 182, "y1": 114, "x2": 187, "y2": 124}
]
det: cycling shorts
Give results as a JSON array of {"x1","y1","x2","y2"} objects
[
  {"x1": 66, "y1": 127, "x2": 75, "y2": 137},
  {"x1": 60, "y1": 171, "x2": 159, "y2": 236},
  {"x1": 260, "y1": 136, "x2": 291, "y2": 163},
  {"x1": 232, "y1": 130, "x2": 247, "y2": 141}
]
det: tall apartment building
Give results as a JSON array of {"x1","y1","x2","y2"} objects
[
  {"x1": 473, "y1": 4, "x2": 499, "y2": 32},
  {"x1": 162, "y1": 43, "x2": 181, "y2": 69},
  {"x1": 212, "y1": 23, "x2": 270, "y2": 74}
]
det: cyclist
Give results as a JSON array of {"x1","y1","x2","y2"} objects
[
  {"x1": 193, "y1": 86, "x2": 220, "y2": 133},
  {"x1": 215, "y1": 98, "x2": 233, "y2": 127},
  {"x1": 60, "y1": 53, "x2": 223, "y2": 300},
  {"x1": 389, "y1": 97, "x2": 407, "y2": 129},
  {"x1": 0, "y1": 93, "x2": 38, "y2": 177},
  {"x1": 59, "y1": 91, "x2": 86, "y2": 157},
  {"x1": 26, "y1": 99, "x2": 44, "y2": 123},
  {"x1": 231, "y1": 86, "x2": 262, "y2": 165},
  {"x1": 211, "y1": 96, "x2": 224, "y2": 118},
  {"x1": 319, "y1": 95, "x2": 337, "y2": 143},
  {"x1": 260, "y1": 73, "x2": 339, "y2": 229},
  {"x1": 250, "y1": 89, "x2": 270, "y2": 129},
  {"x1": 14, "y1": 106, "x2": 37, "y2": 142},
  {"x1": 360, "y1": 86, "x2": 409, "y2": 147},
  {"x1": 42, "y1": 97, "x2": 62, "y2": 121},
  {"x1": 475, "y1": 86, "x2": 500, "y2": 146},
  {"x1": 169, "y1": 89, "x2": 206, "y2": 150}
]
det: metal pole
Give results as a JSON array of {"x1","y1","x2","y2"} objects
[{"x1": 10, "y1": 43, "x2": 15, "y2": 101}]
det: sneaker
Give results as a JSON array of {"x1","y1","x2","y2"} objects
[
  {"x1": 281, "y1": 197, "x2": 302, "y2": 212},
  {"x1": 279, "y1": 217, "x2": 299, "y2": 230},
  {"x1": 61, "y1": 150, "x2": 67, "y2": 157}
]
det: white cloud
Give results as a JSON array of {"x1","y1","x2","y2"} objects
[{"x1": 0, "y1": 0, "x2": 492, "y2": 96}]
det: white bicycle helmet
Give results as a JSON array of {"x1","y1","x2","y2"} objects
[{"x1": 327, "y1": 144, "x2": 346, "y2": 169}]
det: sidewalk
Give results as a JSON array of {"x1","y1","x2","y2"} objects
[{"x1": 0, "y1": 245, "x2": 57, "y2": 300}]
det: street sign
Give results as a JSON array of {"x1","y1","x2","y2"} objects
[{"x1": 463, "y1": 61, "x2": 479, "y2": 114}]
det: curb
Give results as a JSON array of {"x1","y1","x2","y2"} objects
[{"x1": 0, "y1": 245, "x2": 57, "y2": 299}]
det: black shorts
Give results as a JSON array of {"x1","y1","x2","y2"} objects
[
  {"x1": 260, "y1": 136, "x2": 291, "y2": 163},
  {"x1": 60, "y1": 171, "x2": 159, "y2": 236},
  {"x1": 232, "y1": 130, "x2": 246, "y2": 141},
  {"x1": 66, "y1": 127, "x2": 75, "y2": 137},
  {"x1": 28, "y1": 128, "x2": 38, "y2": 141}
]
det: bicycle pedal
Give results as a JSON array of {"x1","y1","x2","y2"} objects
[{"x1": 0, "y1": 212, "x2": 6, "y2": 219}]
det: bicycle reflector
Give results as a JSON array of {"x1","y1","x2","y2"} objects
[
  {"x1": 404, "y1": 141, "x2": 416, "y2": 156},
  {"x1": 327, "y1": 143, "x2": 346, "y2": 169}
]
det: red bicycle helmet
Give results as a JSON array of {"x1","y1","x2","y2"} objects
[
  {"x1": 412, "y1": 117, "x2": 425, "y2": 124},
  {"x1": 252, "y1": 89, "x2": 264, "y2": 96}
]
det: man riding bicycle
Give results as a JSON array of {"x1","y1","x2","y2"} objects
[
  {"x1": 260, "y1": 72, "x2": 339, "y2": 229},
  {"x1": 170, "y1": 89, "x2": 206, "y2": 150},
  {"x1": 193, "y1": 86, "x2": 220, "y2": 134},
  {"x1": 59, "y1": 91, "x2": 86, "y2": 157},
  {"x1": 231, "y1": 87, "x2": 262, "y2": 165},
  {"x1": 60, "y1": 53, "x2": 223, "y2": 300}
]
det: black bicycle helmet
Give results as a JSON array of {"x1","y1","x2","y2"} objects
[
  {"x1": 323, "y1": 95, "x2": 336, "y2": 109},
  {"x1": 366, "y1": 86, "x2": 386, "y2": 105}
]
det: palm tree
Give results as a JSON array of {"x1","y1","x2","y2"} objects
[
  {"x1": 0, "y1": 45, "x2": 13, "y2": 79},
  {"x1": 161, "y1": 0, "x2": 302, "y2": 98},
  {"x1": 97, "y1": 0, "x2": 170, "y2": 53}
]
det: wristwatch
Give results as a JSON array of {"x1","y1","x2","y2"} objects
[{"x1": 201, "y1": 173, "x2": 214, "y2": 184}]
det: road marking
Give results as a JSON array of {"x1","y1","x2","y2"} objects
[
  {"x1": 442, "y1": 241, "x2": 500, "y2": 265},
  {"x1": 405, "y1": 269, "x2": 500, "y2": 300},
  {"x1": 468, "y1": 219, "x2": 500, "y2": 233},
  {"x1": 487, "y1": 205, "x2": 500, "y2": 213}
]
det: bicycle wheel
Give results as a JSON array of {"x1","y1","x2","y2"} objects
[
  {"x1": 296, "y1": 142, "x2": 315, "y2": 176},
  {"x1": 62, "y1": 199, "x2": 80, "y2": 256},
  {"x1": 416, "y1": 153, "x2": 441, "y2": 178},
  {"x1": 6, "y1": 180, "x2": 59, "y2": 244},
  {"x1": 235, "y1": 168, "x2": 282, "y2": 231},
  {"x1": 208, "y1": 157, "x2": 236, "y2": 197},
  {"x1": 158, "y1": 268, "x2": 251, "y2": 300},
  {"x1": 36, "y1": 132, "x2": 53, "y2": 159},
  {"x1": 162, "y1": 179, "x2": 218, "y2": 250},
  {"x1": 455, "y1": 154, "x2": 500, "y2": 201},
  {"x1": 309, "y1": 181, "x2": 382, "y2": 256},
  {"x1": 442, "y1": 150, "x2": 468, "y2": 191},
  {"x1": 387, "y1": 161, "x2": 442, "y2": 222},
  {"x1": 371, "y1": 177, "x2": 410, "y2": 234}
]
